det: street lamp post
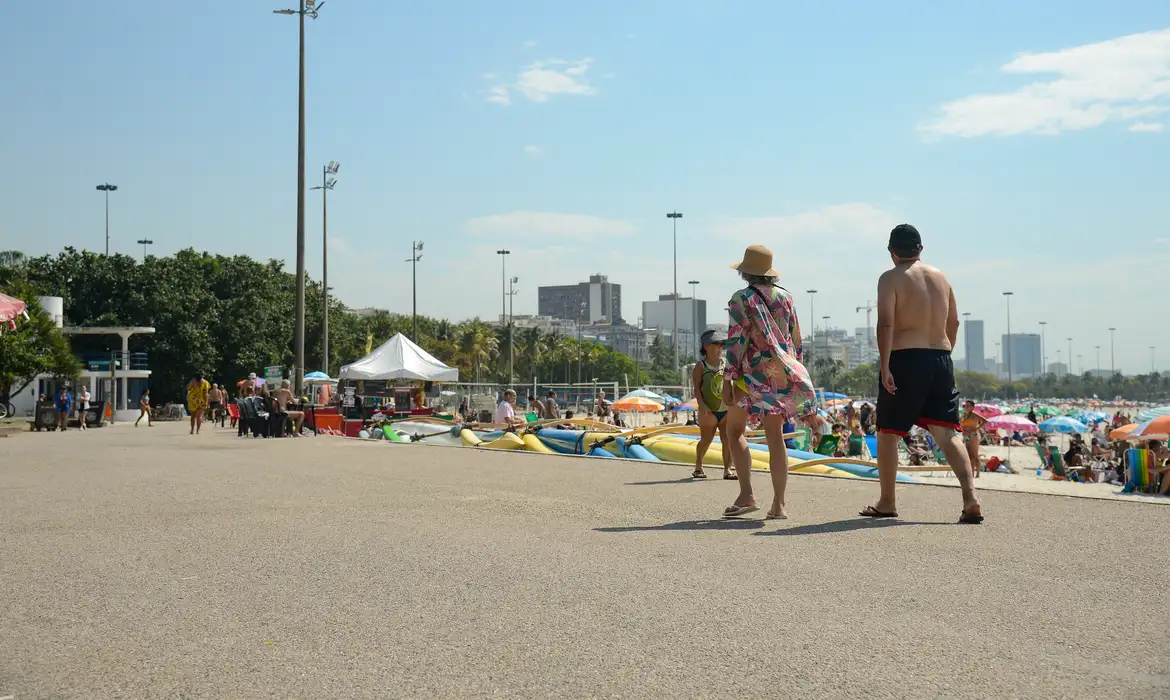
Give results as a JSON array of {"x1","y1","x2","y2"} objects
[
  {"x1": 1003, "y1": 292, "x2": 1014, "y2": 383},
  {"x1": 1108, "y1": 327, "x2": 1116, "y2": 377},
  {"x1": 95, "y1": 183, "x2": 118, "y2": 255},
  {"x1": 508, "y1": 276, "x2": 518, "y2": 386},
  {"x1": 310, "y1": 160, "x2": 339, "y2": 373},
  {"x1": 1151, "y1": 346, "x2": 1157, "y2": 373},
  {"x1": 1038, "y1": 320, "x2": 1047, "y2": 376},
  {"x1": 666, "y1": 212, "x2": 683, "y2": 369},
  {"x1": 1095, "y1": 345, "x2": 1101, "y2": 375},
  {"x1": 1067, "y1": 337, "x2": 1073, "y2": 376},
  {"x1": 273, "y1": 0, "x2": 325, "y2": 396},
  {"x1": 135, "y1": 238, "x2": 153, "y2": 260},
  {"x1": 806, "y1": 289, "x2": 817, "y2": 366},
  {"x1": 496, "y1": 249, "x2": 510, "y2": 384},
  {"x1": 688, "y1": 279, "x2": 699, "y2": 360},
  {"x1": 961, "y1": 312, "x2": 971, "y2": 370},
  {"x1": 405, "y1": 241, "x2": 423, "y2": 342}
]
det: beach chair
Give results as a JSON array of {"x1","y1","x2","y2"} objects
[
  {"x1": 847, "y1": 435, "x2": 864, "y2": 457},
  {"x1": 926, "y1": 433, "x2": 947, "y2": 465},
  {"x1": 1034, "y1": 444, "x2": 1050, "y2": 468},
  {"x1": 227, "y1": 401, "x2": 240, "y2": 428},
  {"x1": 1046, "y1": 446, "x2": 1076, "y2": 481},
  {"x1": 1123, "y1": 448, "x2": 1152, "y2": 493},
  {"x1": 813, "y1": 434, "x2": 841, "y2": 457},
  {"x1": 864, "y1": 435, "x2": 878, "y2": 460}
]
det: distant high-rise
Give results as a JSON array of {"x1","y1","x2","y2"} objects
[
  {"x1": 964, "y1": 319, "x2": 985, "y2": 372},
  {"x1": 642, "y1": 294, "x2": 707, "y2": 337},
  {"x1": 537, "y1": 274, "x2": 622, "y2": 324},
  {"x1": 1002, "y1": 333, "x2": 1042, "y2": 377}
]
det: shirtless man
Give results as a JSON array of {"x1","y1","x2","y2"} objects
[
  {"x1": 276, "y1": 380, "x2": 304, "y2": 437},
  {"x1": 863, "y1": 224, "x2": 982, "y2": 524}
]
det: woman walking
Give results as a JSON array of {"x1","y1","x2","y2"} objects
[
  {"x1": 76, "y1": 385, "x2": 91, "y2": 430},
  {"x1": 721, "y1": 245, "x2": 816, "y2": 519},
  {"x1": 960, "y1": 400, "x2": 987, "y2": 478},
  {"x1": 135, "y1": 389, "x2": 152, "y2": 427},
  {"x1": 691, "y1": 329, "x2": 734, "y2": 480}
]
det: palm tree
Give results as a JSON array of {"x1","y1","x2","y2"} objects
[
  {"x1": 459, "y1": 321, "x2": 499, "y2": 385},
  {"x1": 520, "y1": 327, "x2": 545, "y2": 381}
]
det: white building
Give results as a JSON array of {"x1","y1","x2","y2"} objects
[{"x1": 7, "y1": 297, "x2": 155, "y2": 422}]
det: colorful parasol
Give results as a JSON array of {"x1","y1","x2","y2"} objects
[
  {"x1": 1109, "y1": 423, "x2": 1138, "y2": 441},
  {"x1": 1127, "y1": 415, "x2": 1170, "y2": 441},
  {"x1": 973, "y1": 403, "x2": 1004, "y2": 418},
  {"x1": 0, "y1": 292, "x2": 29, "y2": 335},
  {"x1": 612, "y1": 396, "x2": 665, "y2": 412},
  {"x1": 986, "y1": 414, "x2": 1039, "y2": 433}
]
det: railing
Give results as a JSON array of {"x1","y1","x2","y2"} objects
[{"x1": 78, "y1": 351, "x2": 149, "y2": 372}]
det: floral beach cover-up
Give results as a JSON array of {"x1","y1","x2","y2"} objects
[{"x1": 724, "y1": 284, "x2": 817, "y2": 417}]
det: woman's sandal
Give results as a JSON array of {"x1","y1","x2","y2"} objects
[
  {"x1": 692, "y1": 470, "x2": 708, "y2": 479},
  {"x1": 723, "y1": 470, "x2": 738, "y2": 480}
]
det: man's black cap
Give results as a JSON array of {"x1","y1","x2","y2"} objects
[{"x1": 888, "y1": 224, "x2": 922, "y2": 249}]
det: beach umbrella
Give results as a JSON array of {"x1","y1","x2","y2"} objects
[
  {"x1": 1038, "y1": 416, "x2": 1088, "y2": 434},
  {"x1": 973, "y1": 403, "x2": 1004, "y2": 418},
  {"x1": 1128, "y1": 415, "x2": 1170, "y2": 441},
  {"x1": 303, "y1": 371, "x2": 335, "y2": 385},
  {"x1": 825, "y1": 398, "x2": 851, "y2": 408},
  {"x1": 1109, "y1": 423, "x2": 1139, "y2": 441},
  {"x1": 1013, "y1": 405, "x2": 1062, "y2": 417},
  {"x1": 1134, "y1": 405, "x2": 1170, "y2": 422},
  {"x1": 1069, "y1": 410, "x2": 1108, "y2": 423},
  {"x1": 612, "y1": 396, "x2": 665, "y2": 412},
  {"x1": 986, "y1": 414, "x2": 1039, "y2": 433},
  {"x1": 659, "y1": 393, "x2": 682, "y2": 407},
  {"x1": 675, "y1": 399, "x2": 698, "y2": 412},
  {"x1": 816, "y1": 391, "x2": 847, "y2": 399},
  {"x1": 621, "y1": 389, "x2": 664, "y2": 401}
]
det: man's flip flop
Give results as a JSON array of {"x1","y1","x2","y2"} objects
[
  {"x1": 958, "y1": 511, "x2": 985, "y2": 525},
  {"x1": 766, "y1": 512, "x2": 788, "y2": 520},
  {"x1": 859, "y1": 505, "x2": 899, "y2": 518},
  {"x1": 723, "y1": 504, "x2": 760, "y2": 518},
  {"x1": 692, "y1": 471, "x2": 708, "y2": 479},
  {"x1": 723, "y1": 472, "x2": 738, "y2": 480}
]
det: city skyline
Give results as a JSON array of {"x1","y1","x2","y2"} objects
[{"x1": 1, "y1": 3, "x2": 1167, "y2": 373}]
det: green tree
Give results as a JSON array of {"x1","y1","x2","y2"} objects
[{"x1": 0, "y1": 280, "x2": 81, "y2": 396}]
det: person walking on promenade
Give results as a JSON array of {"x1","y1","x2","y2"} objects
[
  {"x1": 721, "y1": 245, "x2": 817, "y2": 519},
  {"x1": 866, "y1": 224, "x2": 982, "y2": 523}
]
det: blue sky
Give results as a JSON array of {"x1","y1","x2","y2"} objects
[{"x1": 1, "y1": 1, "x2": 1168, "y2": 373}]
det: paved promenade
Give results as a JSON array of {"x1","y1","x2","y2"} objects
[{"x1": 2, "y1": 424, "x2": 1167, "y2": 698}]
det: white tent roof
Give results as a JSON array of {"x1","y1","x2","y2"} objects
[{"x1": 339, "y1": 333, "x2": 459, "y2": 382}]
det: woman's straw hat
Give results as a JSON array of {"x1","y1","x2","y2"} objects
[{"x1": 730, "y1": 244, "x2": 779, "y2": 277}]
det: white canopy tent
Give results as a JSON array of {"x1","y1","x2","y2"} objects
[{"x1": 338, "y1": 333, "x2": 459, "y2": 382}]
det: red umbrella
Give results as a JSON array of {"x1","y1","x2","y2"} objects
[{"x1": 0, "y1": 292, "x2": 28, "y2": 334}]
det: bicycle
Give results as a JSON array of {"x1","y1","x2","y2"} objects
[{"x1": 0, "y1": 396, "x2": 14, "y2": 419}]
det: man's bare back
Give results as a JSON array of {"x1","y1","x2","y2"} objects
[{"x1": 878, "y1": 260, "x2": 957, "y2": 352}]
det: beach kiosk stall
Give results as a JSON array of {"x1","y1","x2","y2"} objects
[{"x1": 336, "y1": 333, "x2": 458, "y2": 437}]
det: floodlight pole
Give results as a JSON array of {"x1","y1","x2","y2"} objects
[
  {"x1": 311, "y1": 161, "x2": 338, "y2": 374},
  {"x1": 96, "y1": 183, "x2": 118, "y2": 255}
]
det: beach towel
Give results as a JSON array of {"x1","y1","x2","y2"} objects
[{"x1": 1124, "y1": 448, "x2": 1152, "y2": 493}]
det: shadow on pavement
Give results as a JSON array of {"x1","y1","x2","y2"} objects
[
  {"x1": 624, "y1": 478, "x2": 713, "y2": 486},
  {"x1": 595, "y1": 519, "x2": 765, "y2": 533},
  {"x1": 754, "y1": 518, "x2": 957, "y2": 536}
]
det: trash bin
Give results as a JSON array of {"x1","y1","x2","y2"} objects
[
  {"x1": 34, "y1": 404, "x2": 59, "y2": 431},
  {"x1": 78, "y1": 401, "x2": 106, "y2": 428}
]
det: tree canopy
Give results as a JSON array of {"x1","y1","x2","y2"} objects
[{"x1": 0, "y1": 278, "x2": 80, "y2": 396}]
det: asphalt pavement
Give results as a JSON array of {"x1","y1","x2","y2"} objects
[{"x1": 2, "y1": 423, "x2": 1167, "y2": 699}]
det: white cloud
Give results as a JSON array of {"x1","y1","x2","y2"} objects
[
  {"x1": 465, "y1": 211, "x2": 636, "y2": 238},
  {"x1": 483, "y1": 58, "x2": 597, "y2": 105},
  {"x1": 486, "y1": 85, "x2": 511, "y2": 105},
  {"x1": 921, "y1": 28, "x2": 1170, "y2": 137},
  {"x1": 523, "y1": 145, "x2": 540, "y2": 155},
  {"x1": 523, "y1": 39, "x2": 538, "y2": 48},
  {"x1": 1129, "y1": 121, "x2": 1165, "y2": 132},
  {"x1": 480, "y1": 72, "x2": 498, "y2": 80},
  {"x1": 713, "y1": 203, "x2": 899, "y2": 246}
]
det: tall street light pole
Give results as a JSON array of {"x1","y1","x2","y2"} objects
[
  {"x1": 666, "y1": 212, "x2": 683, "y2": 369},
  {"x1": 806, "y1": 289, "x2": 817, "y2": 367},
  {"x1": 1003, "y1": 291, "x2": 1014, "y2": 384},
  {"x1": 406, "y1": 241, "x2": 423, "y2": 342},
  {"x1": 1095, "y1": 345, "x2": 1101, "y2": 374},
  {"x1": 1038, "y1": 320, "x2": 1046, "y2": 376},
  {"x1": 961, "y1": 312, "x2": 971, "y2": 370},
  {"x1": 310, "y1": 160, "x2": 339, "y2": 373},
  {"x1": 136, "y1": 238, "x2": 153, "y2": 261},
  {"x1": 497, "y1": 249, "x2": 510, "y2": 384},
  {"x1": 688, "y1": 280, "x2": 699, "y2": 360},
  {"x1": 1108, "y1": 327, "x2": 1116, "y2": 377},
  {"x1": 95, "y1": 183, "x2": 118, "y2": 255},
  {"x1": 274, "y1": 0, "x2": 324, "y2": 395},
  {"x1": 508, "y1": 276, "x2": 518, "y2": 385},
  {"x1": 1067, "y1": 337, "x2": 1073, "y2": 376},
  {"x1": 1151, "y1": 346, "x2": 1156, "y2": 373}
]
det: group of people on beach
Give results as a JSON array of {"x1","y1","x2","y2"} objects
[
  {"x1": 694, "y1": 225, "x2": 982, "y2": 523},
  {"x1": 182, "y1": 373, "x2": 305, "y2": 436}
]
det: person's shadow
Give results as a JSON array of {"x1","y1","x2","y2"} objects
[
  {"x1": 595, "y1": 519, "x2": 765, "y2": 533},
  {"x1": 754, "y1": 518, "x2": 956, "y2": 536},
  {"x1": 624, "y1": 478, "x2": 715, "y2": 486}
]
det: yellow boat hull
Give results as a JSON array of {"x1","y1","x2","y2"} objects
[{"x1": 645, "y1": 436, "x2": 859, "y2": 479}]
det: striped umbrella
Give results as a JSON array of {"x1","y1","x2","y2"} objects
[
  {"x1": 1128, "y1": 415, "x2": 1170, "y2": 441},
  {"x1": 1109, "y1": 423, "x2": 1139, "y2": 441},
  {"x1": 986, "y1": 414, "x2": 1039, "y2": 433},
  {"x1": 1134, "y1": 405, "x2": 1170, "y2": 422},
  {"x1": 973, "y1": 403, "x2": 1004, "y2": 417}
]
